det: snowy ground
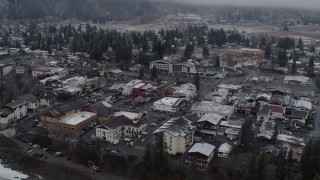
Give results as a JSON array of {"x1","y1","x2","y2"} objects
[
  {"x1": 277, "y1": 134, "x2": 305, "y2": 146},
  {"x1": 0, "y1": 161, "x2": 28, "y2": 180},
  {"x1": 0, "y1": 129, "x2": 16, "y2": 137}
]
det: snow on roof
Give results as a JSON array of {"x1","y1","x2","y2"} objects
[
  {"x1": 133, "y1": 82, "x2": 146, "y2": 89},
  {"x1": 284, "y1": 76, "x2": 309, "y2": 83},
  {"x1": 218, "y1": 84, "x2": 242, "y2": 90},
  {"x1": 59, "y1": 112, "x2": 96, "y2": 125},
  {"x1": 219, "y1": 120, "x2": 242, "y2": 129},
  {"x1": 290, "y1": 99, "x2": 312, "y2": 110},
  {"x1": 101, "y1": 101, "x2": 113, "y2": 108},
  {"x1": 191, "y1": 101, "x2": 234, "y2": 116},
  {"x1": 154, "y1": 117, "x2": 194, "y2": 137},
  {"x1": 114, "y1": 111, "x2": 138, "y2": 120},
  {"x1": 188, "y1": 142, "x2": 215, "y2": 157},
  {"x1": 126, "y1": 79, "x2": 142, "y2": 86},
  {"x1": 197, "y1": 113, "x2": 223, "y2": 125},
  {"x1": 154, "y1": 97, "x2": 183, "y2": 106},
  {"x1": 218, "y1": 143, "x2": 232, "y2": 153}
]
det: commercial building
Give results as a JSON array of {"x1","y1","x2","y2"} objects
[
  {"x1": 0, "y1": 100, "x2": 28, "y2": 130},
  {"x1": 171, "y1": 83, "x2": 197, "y2": 101},
  {"x1": 0, "y1": 64, "x2": 13, "y2": 77},
  {"x1": 154, "y1": 117, "x2": 195, "y2": 155}
]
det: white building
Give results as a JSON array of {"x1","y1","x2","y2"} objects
[
  {"x1": 96, "y1": 112, "x2": 146, "y2": 143},
  {"x1": 218, "y1": 143, "x2": 232, "y2": 158},
  {"x1": 284, "y1": 76, "x2": 309, "y2": 86},
  {"x1": 191, "y1": 101, "x2": 234, "y2": 119},
  {"x1": 0, "y1": 100, "x2": 28, "y2": 130},
  {"x1": 150, "y1": 60, "x2": 173, "y2": 73},
  {"x1": 153, "y1": 97, "x2": 186, "y2": 113},
  {"x1": 0, "y1": 64, "x2": 13, "y2": 77},
  {"x1": 154, "y1": 116, "x2": 195, "y2": 155},
  {"x1": 171, "y1": 83, "x2": 197, "y2": 101},
  {"x1": 203, "y1": 89, "x2": 229, "y2": 103},
  {"x1": 122, "y1": 79, "x2": 142, "y2": 96}
]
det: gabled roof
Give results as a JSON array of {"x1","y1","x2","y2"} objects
[
  {"x1": 44, "y1": 98, "x2": 88, "y2": 118},
  {"x1": 188, "y1": 142, "x2": 215, "y2": 157},
  {"x1": 98, "y1": 115, "x2": 144, "y2": 130},
  {"x1": 154, "y1": 116, "x2": 194, "y2": 137},
  {"x1": 84, "y1": 101, "x2": 113, "y2": 116},
  {"x1": 197, "y1": 113, "x2": 223, "y2": 125}
]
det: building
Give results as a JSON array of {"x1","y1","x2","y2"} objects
[
  {"x1": 188, "y1": 142, "x2": 215, "y2": 168},
  {"x1": 96, "y1": 112, "x2": 146, "y2": 143},
  {"x1": 0, "y1": 100, "x2": 28, "y2": 130},
  {"x1": 218, "y1": 143, "x2": 232, "y2": 158},
  {"x1": 154, "y1": 117, "x2": 195, "y2": 155},
  {"x1": 32, "y1": 66, "x2": 68, "y2": 77},
  {"x1": 149, "y1": 60, "x2": 173, "y2": 73},
  {"x1": 0, "y1": 64, "x2": 13, "y2": 77},
  {"x1": 171, "y1": 83, "x2": 197, "y2": 101},
  {"x1": 269, "y1": 104, "x2": 286, "y2": 119},
  {"x1": 191, "y1": 101, "x2": 234, "y2": 119},
  {"x1": 82, "y1": 101, "x2": 114, "y2": 122},
  {"x1": 284, "y1": 76, "x2": 309, "y2": 86},
  {"x1": 122, "y1": 79, "x2": 143, "y2": 96},
  {"x1": 153, "y1": 97, "x2": 186, "y2": 113},
  {"x1": 218, "y1": 84, "x2": 242, "y2": 94},
  {"x1": 196, "y1": 113, "x2": 224, "y2": 136},
  {"x1": 203, "y1": 89, "x2": 228, "y2": 103},
  {"x1": 40, "y1": 99, "x2": 93, "y2": 135},
  {"x1": 16, "y1": 94, "x2": 39, "y2": 112},
  {"x1": 257, "y1": 121, "x2": 276, "y2": 140}
]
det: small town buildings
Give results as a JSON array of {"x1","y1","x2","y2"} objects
[
  {"x1": 154, "y1": 116, "x2": 195, "y2": 155},
  {"x1": 191, "y1": 101, "x2": 234, "y2": 119},
  {"x1": 203, "y1": 89, "x2": 228, "y2": 103},
  {"x1": 32, "y1": 66, "x2": 68, "y2": 77},
  {"x1": 218, "y1": 143, "x2": 232, "y2": 158},
  {"x1": 257, "y1": 105, "x2": 271, "y2": 122},
  {"x1": 82, "y1": 101, "x2": 114, "y2": 122},
  {"x1": 218, "y1": 84, "x2": 242, "y2": 94},
  {"x1": 122, "y1": 79, "x2": 143, "y2": 96},
  {"x1": 284, "y1": 76, "x2": 309, "y2": 86},
  {"x1": 188, "y1": 142, "x2": 215, "y2": 168},
  {"x1": 269, "y1": 104, "x2": 286, "y2": 119},
  {"x1": 153, "y1": 97, "x2": 186, "y2": 113},
  {"x1": 285, "y1": 108, "x2": 309, "y2": 128},
  {"x1": 196, "y1": 113, "x2": 224, "y2": 136},
  {"x1": 257, "y1": 121, "x2": 276, "y2": 140},
  {"x1": 150, "y1": 59, "x2": 173, "y2": 73}
]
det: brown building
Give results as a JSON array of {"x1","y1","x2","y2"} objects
[
  {"x1": 188, "y1": 142, "x2": 216, "y2": 168},
  {"x1": 41, "y1": 99, "x2": 99, "y2": 135}
]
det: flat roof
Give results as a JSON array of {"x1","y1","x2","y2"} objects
[{"x1": 59, "y1": 112, "x2": 96, "y2": 125}]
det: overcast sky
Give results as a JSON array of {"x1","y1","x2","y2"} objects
[{"x1": 168, "y1": 0, "x2": 320, "y2": 10}]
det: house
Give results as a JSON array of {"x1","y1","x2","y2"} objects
[
  {"x1": 234, "y1": 99, "x2": 257, "y2": 114},
  {"x1": 289, "y1": 99, "x2": 312, "y2": 112},
  {"x1": 122, "y1": 79, "x2": 143, "y2": 96},
  {"x1": 257, "y1": 105, "x2": 271, "y2": 122},
  {"x1": 191, "y1": 101, "x2": 234, "y2": 119},
  {"x1": 96, "y1": 113, "x2": 146, "y2": 143},
  {"x1": 218, "y1": 143, "x2": 232, "y2": 158},
  {"x1": 0, "y1": 100, "x2": 28, "y2": 130},
  {"x1": 269, "y1": 94, "x2": 286, "y2": 106},
  {"x1": 285, "y1": 108, "x2": 308, "y2": 128},
  {"x1": 154, "y1": 116, "x2": 195, "y2": 155},
  {"x1": 105, "y1": 69, "x2": 123, "y2": 80},
  {"x1": 173, "y1": 61, "x2": 197, "y2": 74},
  {"x1": 219, "y1": 120, "x2": 242, "y2": 138},
  {"x1": 188, "y1": 142, "x2": 215, "y2": 168},
  {"x1": 203, "y1": 89, "x2": 228, "y2": 103},
  {"x1": 269, "y1": 104, "x2": 286, "y2": 119},
  {"x1": 257, "y1": 121, "x2": 276, "y2": 140},
  {"x1": 0, "y1": 64, "x2": 13, "y2": 77},
  {"x1": 283, "y1": 144, "x2": 303, "y2": 162},
  {"x1": 218, "y1": 84, "x2": 242, "y2": 94},
  {"x1": 153, "y1": 97, "x2": 186, "y2": 113},
  {"x1": 16, "y1": 94, "x2": 39, "y2": 112},
  {"x1": 132, "y1": 83, "x2": 155, "y2": 97},
  {"x1": 196, "y1": 113, "x2": 224, "y2": 136},
  {"x1": 81, "y1": 77, "x2": 106, "y2": 92},
  {"x1": 284, "y1": 76, "x2": 309, "y2": 86},
  {"x1": 293, "y1": 91, "x2": 314, "y2": 102},
  {"x1": 171, "y1": 83, "x2": 197, "y2": 101}
]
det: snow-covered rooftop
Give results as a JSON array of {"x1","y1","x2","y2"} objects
[
  {"x1": 188, "y1": 142, "x2": 215, "y2": 157},
  {"x1": 114, "y1": 111, "x2": 138, "y2": 120},
  {"x1": 59, "y1": 112, "x2": 96, "y2": 125},
  {"x1": 197, "y1": 113, "x2": 223, "y2": 125}
]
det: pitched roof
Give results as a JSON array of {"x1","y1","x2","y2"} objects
[
  {"x1": 188, "y1": 142, "x2": 215, "y2": 157},
  {"x1": 154, "y1": 116, "x2": 194, "y2": 137},
  {"x1": 98, "y1": 115, "x2": 144, "y2": 129},
  {"x1": 197, "y1": 113, "x2": 223, "y2": 125},
  {"x1": 45, "y1": 98, "x2": 88, "y2": 117}
]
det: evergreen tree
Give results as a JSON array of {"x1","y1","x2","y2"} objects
[
  {"x1": 184, "y1": 43, "x2": 194, "y2": 59},
  {"x1": 297, "y1": 38, "x2": 304, "y2": 51},
  {"x1": 257, "y1": 153, "x2": 267, "y2": 180},
  {"x1": 194, "y1": 72, "x2": 200, "y2": 91},
  {"x1": 151, "y1": 65, "x2": 158, "y2": 81},
  {"x1": 139, "y1": 67, "x2": 144, "y2": 80},
  {"x1": 215, "y1": 56, "x2": 220, "y2": 67},
  {"x1": 291, "y1": 59, "x2": 297, "y2": 74},
  {"x1": 143, "y1": 143, "x2": 153, "y2": 171},
  {"x1": 275, "y1": 151, "x2": 286, "y2": 179},
  {"x1": 245, "y1": 155, "x2": 257, "y2": 180},
  {"x1": 283, "y1": 25, "x2": 289, "y2": 31},
  {"x1": 278, "y1": 50, "x2": 288, "y2": 67},
  {"x1": 152, "y1": 133, "x2": 167, "y2": 172},
  {"x1": 203, "y1": 46, "x2": 210, "y2": 58},
  {"x1": 265, "y1": 44, "x2": 271, "y2": 60},
  {"x1": 240, "y1": 118, "x2": 254, "y2": 150},
  {"x1": 310, "y1": 44, "x2": 316, "y2": 53},
  {"x1": 307, "y1": 56, "x2": 315, "y2": 77}
]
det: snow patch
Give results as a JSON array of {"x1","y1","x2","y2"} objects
[
  {"x1": 0, "y1": 160, "x2": 28, "y2": 180},
  {"x1": 277, "y1": 134, "x2": 305, "y2": 146},
  {"x1": 0, "y1": 129, "x2": 16, "y2": 137}
]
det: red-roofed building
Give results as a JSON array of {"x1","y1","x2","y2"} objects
[{"x1": 268, "y1": 104, "x2": 285, "y2": 119}]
